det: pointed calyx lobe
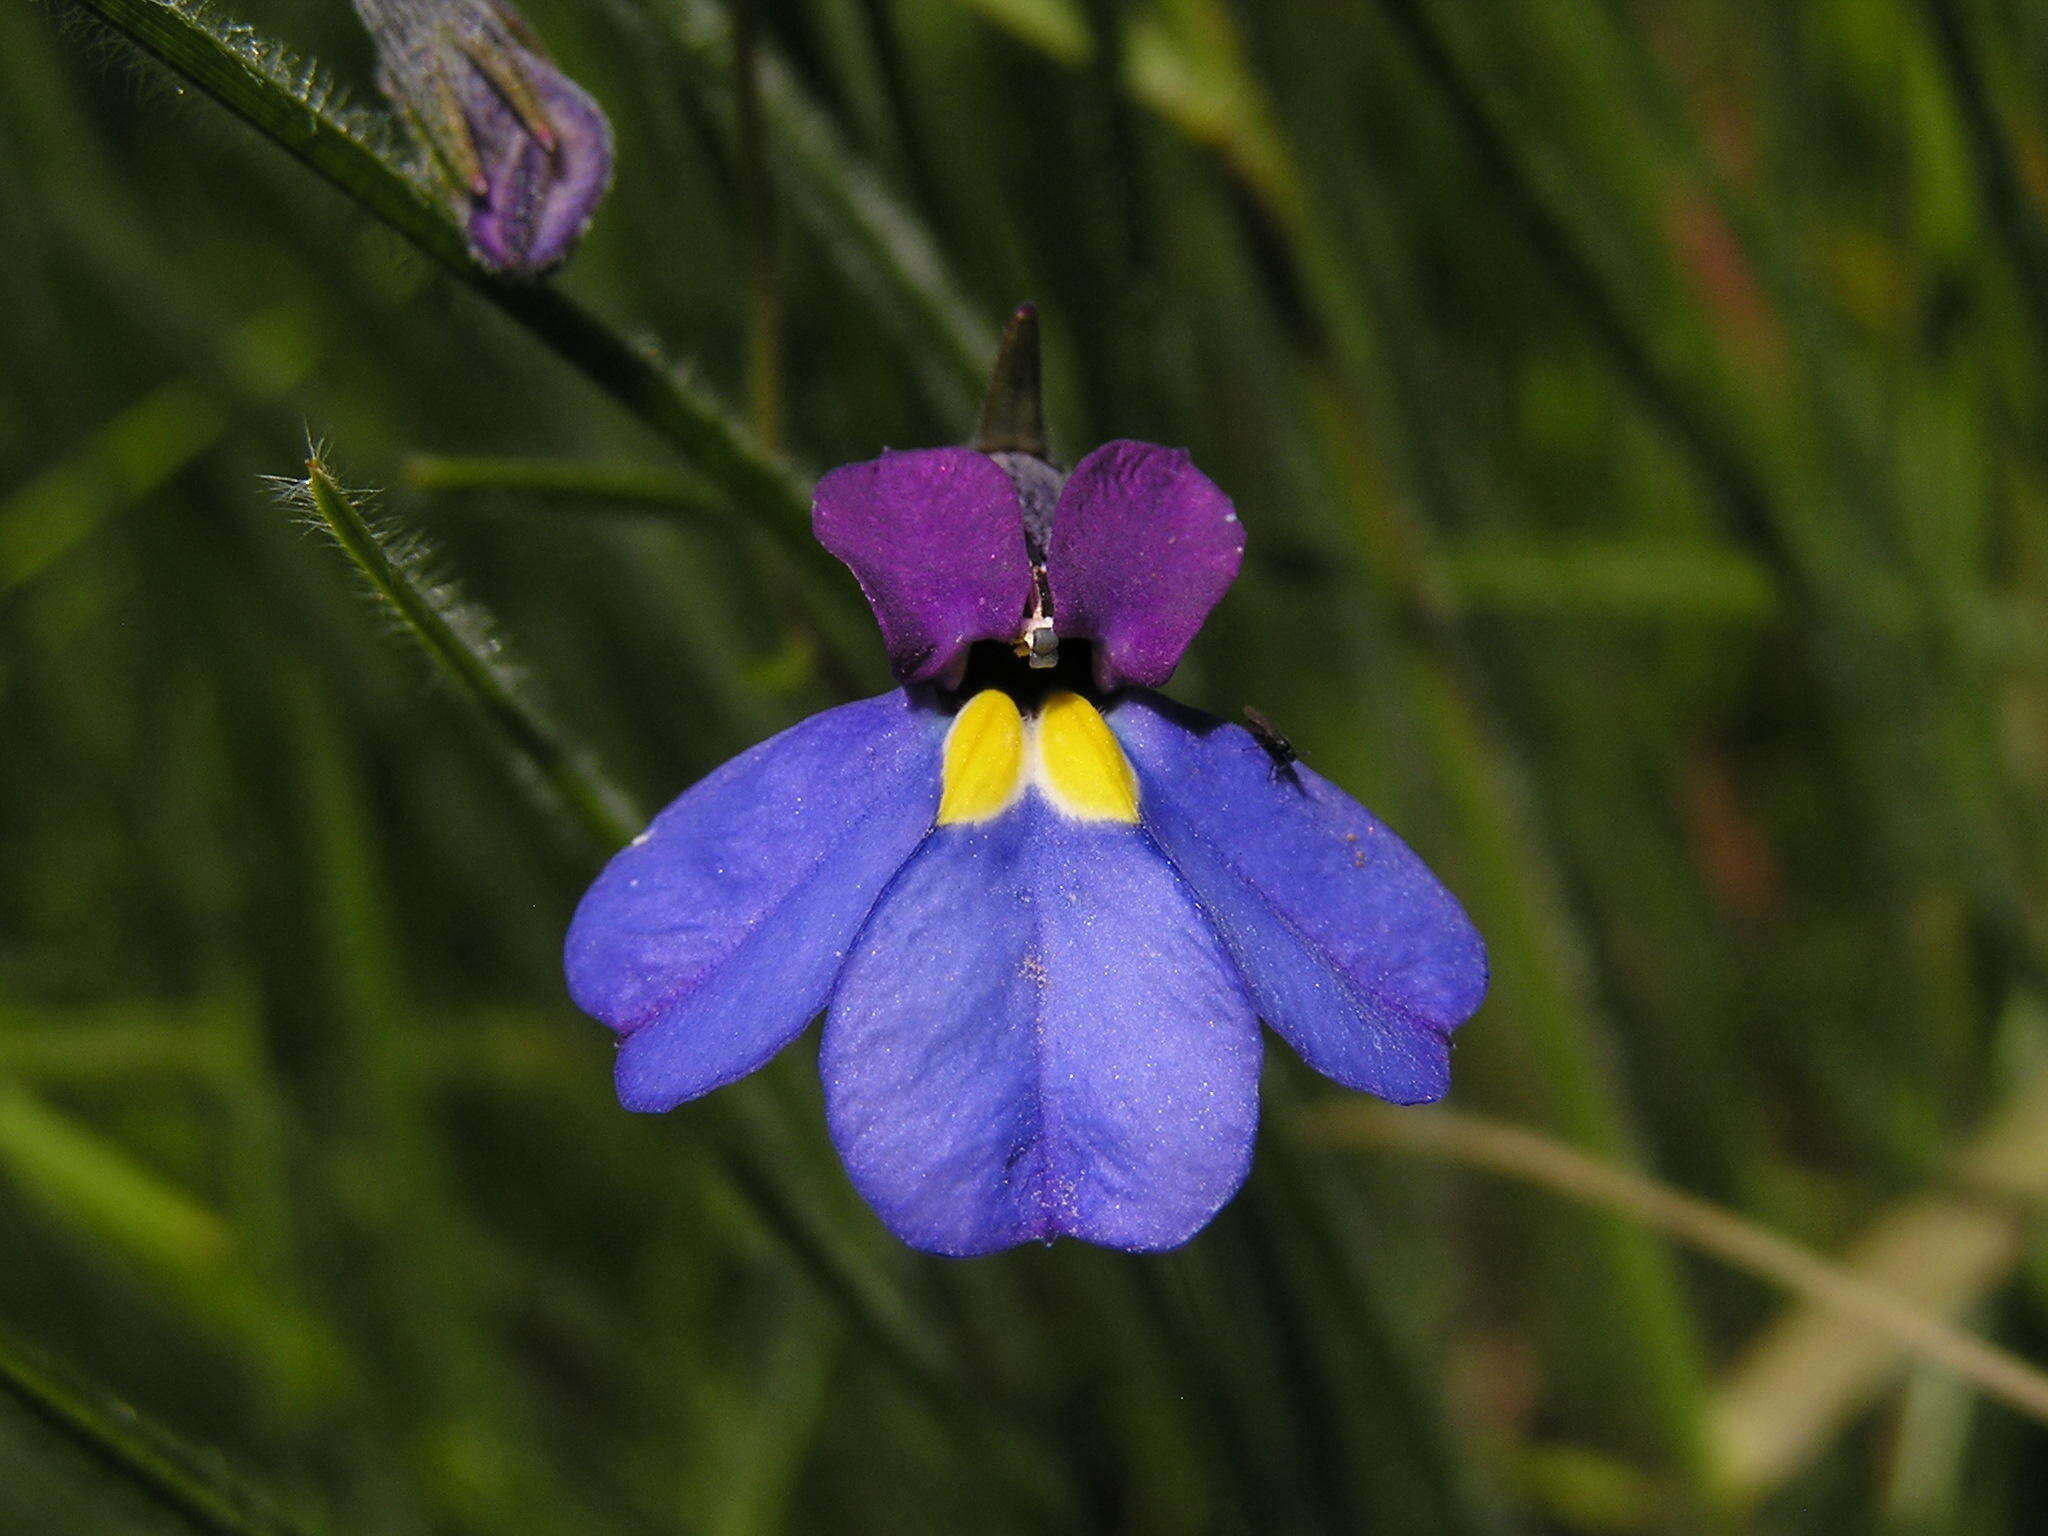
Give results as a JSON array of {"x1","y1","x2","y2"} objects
[{"x1": 813, "y1": 440, "x2": 1243, "y2": 692}]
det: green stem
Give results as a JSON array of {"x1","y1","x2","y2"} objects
[
  {"x1": 0, "y1": 1322, "x2": 317, "y2": 1536},
  {"x1": 664, "y1": 0, "x2": 993, "y2": 409},
  {"x1": 402, "y1": 454, "x2": 725, "y2": 518},
  {"x1": 732, "y1": 0, "x2": 783, "y2": 450},
  {"x1": 299, "y1": 457, "x2": 643, "y2": 850}
]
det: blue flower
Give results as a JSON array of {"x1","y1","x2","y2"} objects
[{"x1": 565, "y1": 325, "x2": 1487, "y2": 1256}]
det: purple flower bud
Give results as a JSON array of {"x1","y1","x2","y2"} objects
[{"x1": 351, "y1": 0, "x2": 614, "y2": 276}]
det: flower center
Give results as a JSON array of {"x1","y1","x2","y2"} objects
[{"x1": 936, "y1": 689, "x2": 1139, "y2": 827}]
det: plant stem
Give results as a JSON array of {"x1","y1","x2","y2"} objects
[
  {"x1": 1308, "y1": 1102, "x2": 2048, "y2": 1460},
  {"x1": 733, "y1": 0, "x2": 783, "y2": 451}
]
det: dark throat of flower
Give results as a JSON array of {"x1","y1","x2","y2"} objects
[{"x1": 946, "y1": 638, "x2": 1106, "y2": 713}]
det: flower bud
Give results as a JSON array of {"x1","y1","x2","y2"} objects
[{"x1": 351, "y1": 0, "x2": 613, "y2": 276}]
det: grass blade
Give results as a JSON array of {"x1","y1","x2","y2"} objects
[
  {"x1": 1708, "y1": 1052, "x2": 2048, "y2": 1499},
  {"x1": 1360, "y1": 0, "x2": 1790, "y2": 577},
  {"x1": 659, "y1": 0, "x2": 995, "y2": 411},
  {"x1": 0, "y1": 1323, "x2": 318, "y2": 1536},
  {"x1": 1307, "y1": 1101, "x2": 2048, "y2": 1465},
  {"x1": 402, "y1": 455, "x2": 726, "y2": 520}
]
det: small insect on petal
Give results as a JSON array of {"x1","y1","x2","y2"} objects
[{"x1": 1242, "y1": 706, "x2": 1302, "y2": 784}]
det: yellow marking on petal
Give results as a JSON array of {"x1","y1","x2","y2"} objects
[
  {"x1": 937, "y1": 689, "x2": 1026, "y2": 824},
  {"x1": 1036, "y1": 691, "x2": 1140, "y2": 823}
]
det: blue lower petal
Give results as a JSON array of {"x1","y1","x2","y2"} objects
[
  {"x1": 821, "y1": 801, "x2": 1262, "y2": 1256},
  {"x1": 564, "y1": 688, "x2": 945, "y2": 1112},
  {"x1": 1109, "y1": 693, "x2": 1487, "y2": 1104}
]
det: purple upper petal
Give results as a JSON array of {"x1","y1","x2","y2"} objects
[
  {"x1": 564, "y1": 688, "x2": 945, "y2": 1112},
  {"x1": 463, "y1": 48, "x2": 615, "y2": 275},
  {"x1": 1110, "y1": 693, "x2": 1487, "y2": 1103},
  {"x1": 822, "y1": 801, "x2": 1262, "y2": 1255},
  {"x1": 1045, "y1": 441, "x2": 1244, "y2": 691},
  {"x1": 814, "y1": 448, "x2": 1036, "y2": 687}
]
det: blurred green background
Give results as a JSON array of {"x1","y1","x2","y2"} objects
[{"x1": 7, "y1": 0, "x2": 2048, "y2": 1530}]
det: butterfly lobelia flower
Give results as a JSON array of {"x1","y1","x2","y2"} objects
[
  {"x1": 566, "y1": 309, "x2": 1488, "y2": 1256},
  {"x1": 350, "y1": 0, "x2": 613, "y2": 275}
]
